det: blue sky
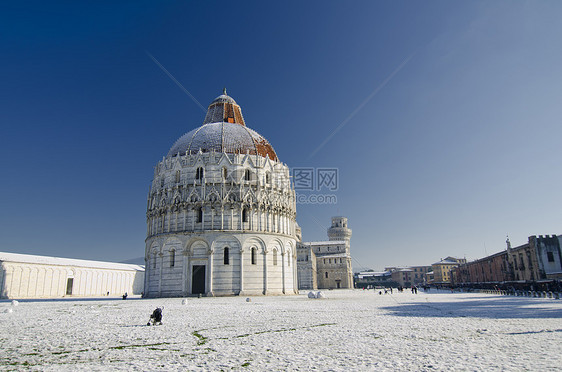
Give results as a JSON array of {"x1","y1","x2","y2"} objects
[{"x1": 1, "y1": 1, "x2": 561, "y2": 269}]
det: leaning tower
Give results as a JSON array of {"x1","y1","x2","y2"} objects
[
  {"x1": 326, "y1": 216, "x2": 353, "y2": 288},
  {"x1": 328, "y1": 216, "x2": 352, "y2": 250}
]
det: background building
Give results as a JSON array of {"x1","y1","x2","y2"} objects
[
  {"x1": 452, "y1": 235, "x2": 562, "y2": 289},
  {"x1": 297, "y1": 217, "x2": 353, "y2": 290},
  {"x1": 507, "y1": 235, "x2": 562, "y2": 281},
  {"x1": 0, "y1": 252, "x2": 144, "y2": 299},
  {"x1": 385, "y1": 265, "x2": 432, "y2": 287},
  {"x1": 430, "y1": 257, "x2": 466, "y2": 285},
  {"x1": 354, "y1": 271, "x2": 392, "y2": 288},
  {"x1": 296, "y1": 224, "x2": 317, "y2": 290},
  {"x1": 144, "y1": 91, "x2": 298, "y2": 297},
  {"x1": 452, "y1": 251, "x2": 509, "y2": 286}
]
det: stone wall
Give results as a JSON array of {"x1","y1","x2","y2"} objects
[{"x1": 0, "y1": 261, "x2": 144, "y2": 299}]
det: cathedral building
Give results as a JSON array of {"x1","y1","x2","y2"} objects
[
  {"x1": 144, "y1": 90, "x2": 298, "y2": 297},
  {"x1": 297, "y1": 217, "x2": 354, "y2": 290}
]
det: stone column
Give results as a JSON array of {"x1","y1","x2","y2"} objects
[
  {"x1": 188, "y1": 259, "x2": 193, "y2": 294},
  {"x1": 239, "y1": 247, "x2": 245, "y2": 295},
  {"x1": 266, "y1": 210, "x2": 269, "y2": 232},
  {"x1": 293, "y1": 253, "x2": 298, "y2": 293},
  {"x1": 182, "y1": 251, "x2": 189, "y2": 295},
  {"x1": 249, "y1": 208, "x2": 253, "y2": 231},
  {"x1": 158, "y1": 252, "x2": 163, "y2": 296},
  {"x1": 207, "y1": 249, "x2": 214, "y2": 296},
  {"x1": 191, "y1": 208, "x2": 195, "y2": 231},
  {"x1": 143, "y1": 256, "x2": 149, "y2": 297},
  {"x1": 239, "y1": 208, "x2": 243, "y2": 230},
  {"x1": 281, "y1": 250, "x2": 286, "y2": 294},
  {"x1": 263, "y1": 248, "x2": 269, "y2": 295}
]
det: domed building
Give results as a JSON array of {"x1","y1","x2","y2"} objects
[{"x1": 144, "y1": 90, "x2": 298, "y2": 297}]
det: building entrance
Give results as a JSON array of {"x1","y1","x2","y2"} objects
[{"x1": 192, "y1": 265, "x2": 206, "y2": 294}]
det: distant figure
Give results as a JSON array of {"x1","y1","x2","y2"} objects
[
  {"x1": 148, "y1": 307, "x2": 163, "y2": 326},
  {"x1": 107, "y1": 292, "x2": 110, "y2": 296},
  {"x1": 122, "y1": 292, "x2": 128, "y2": 300},
  {"x1": 390, "y1": 288, "x2": 393, "y2": 294},
  {"x1": 379, "y1": 291, "x2": 382, "y2": 295}
]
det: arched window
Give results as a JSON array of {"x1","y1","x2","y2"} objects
[
  {"x1": 325, "y1": 272, "x2": 329, "y2": 279},
  {"x1": 196, "y1": 167, "x2": 204, "y2": 180},
  {"x1": 223, "y1": 247, "x2": 229, "y2": 265},
  {"x1": 160, "y1": 178, "x2": 165, "y2": 187},
  {"x1": 251, "y1": 247, "x2": 256, "y2": 265},
  {"x1": 288, "y1": 252, "x2": 291, "y2": 266},
  {"x1": 244, "y1": 169, "x2": 251, "y2": 181},
  {"x1": 265, "y1": 172, "x2": 271, "y2": 183},
  {"x1": 175, "y1": 170, "x2": 180, "y2": 183},
  {"x1": 170, "y1": 250, "x2": 175, "y2": 267},
  {"x1": 197, "y1": 207, "x2": 203, "y2": 223},
  {"x1": 153, "y1": 254, "x2": 157, "y2": 269},
  {"x1": 273, "y1": 249, "x2": 278, "y2": 266},
  {"x1": 222, "y1": 167, "x2": 228, "y2": 179},
  {"x1": 242, "y1": 208, "x2": 248, "y2": 223}
]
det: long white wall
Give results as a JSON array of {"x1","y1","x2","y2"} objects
[{"x1": 0, "y1": 262, "x2": 144, "y2": 299}]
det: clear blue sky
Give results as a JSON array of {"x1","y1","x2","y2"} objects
[{"x1": 1, "y1": 1, "x2": 561, "y2": 269}]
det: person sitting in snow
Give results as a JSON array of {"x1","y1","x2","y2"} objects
[{"x1": 148, "y1": 307, "x2": 163, "y2": 326}]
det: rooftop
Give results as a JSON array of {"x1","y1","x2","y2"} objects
[{"x1": 0, "y1": 252, "x2": 144, "y2": 271}]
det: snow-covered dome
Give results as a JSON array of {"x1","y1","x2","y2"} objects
[{"x1": 167, "y1": 89, "x2": 278, "y2": 161}]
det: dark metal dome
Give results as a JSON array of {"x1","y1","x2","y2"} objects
[{"x1": 167, "y1": 90, "x2": 278, "y2": 161}]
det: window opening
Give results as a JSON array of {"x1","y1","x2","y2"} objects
[
  {"x1": 224, "y1": 247, "x2": 229, "y2": 265},
  {"x1": 196, "y1": 167, "x2": 204, "y2": 180}
]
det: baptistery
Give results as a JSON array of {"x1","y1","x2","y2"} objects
[{"x1": 144, "y1": 90, "x2": 298, "y2": 297}]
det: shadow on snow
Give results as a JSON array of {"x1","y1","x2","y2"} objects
[{"x1": 381, "y1": 296, "x2": 562, "y2": 319}]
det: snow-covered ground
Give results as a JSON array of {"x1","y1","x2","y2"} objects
[{"x1": 1, "y1": 290, "x2": 561, "y2": 371}]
